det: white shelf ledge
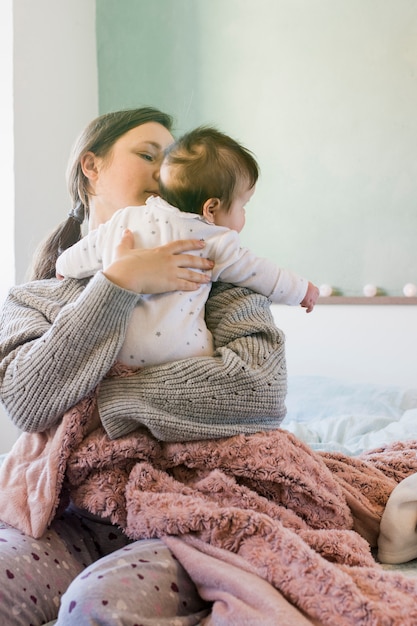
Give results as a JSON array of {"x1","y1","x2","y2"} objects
[{"x1": 318, "y1": 296, "x2": 417, "y2": 305}]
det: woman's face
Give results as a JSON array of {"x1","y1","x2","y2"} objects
[{"x1": 87, "y1": 122, "x2": 174, "y2": 227}]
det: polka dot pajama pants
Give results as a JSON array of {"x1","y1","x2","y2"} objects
[{"x1": 0, "y1": 507, "x2": 210, "y2": 625}]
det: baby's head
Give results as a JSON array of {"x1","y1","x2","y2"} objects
[{"x1": 159, "y1": 126, "x2": 259, "y2": 232}]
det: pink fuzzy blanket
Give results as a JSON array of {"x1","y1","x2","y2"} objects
[{"x1": 2, "y1": 394, "x2": 417, "y2": 625}]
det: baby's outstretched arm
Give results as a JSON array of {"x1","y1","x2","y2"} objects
[{"x1": 300, "y1": 281, "x2": 320, "y2": 313}]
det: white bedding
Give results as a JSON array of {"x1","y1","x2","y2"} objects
[
  {"x1": 282, "y1": 375, "x2": 417, "y2": 578},
  {"x1": 282, "y1": 375, "x2": 417, "y2": 456},
  {"x1": 1, "y1": 374, "x2": 417, "y2": 601}
]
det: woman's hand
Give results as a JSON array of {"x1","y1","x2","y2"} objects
[{"x1": 103, "y1": 229, "x2": 214, "y2": 294}]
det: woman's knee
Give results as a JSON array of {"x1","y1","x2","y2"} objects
[
  {"x1": 57, "y1": 539, "x2": 210, "y2": 625},
  {"x1": 0, "y1": 523, "x2": 85, "y2": 626}
]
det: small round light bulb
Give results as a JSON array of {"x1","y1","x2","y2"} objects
[
  {"x1": 403, "y1": 283, "x2": 417, "y2": 297},
  {"x1": 363, "y1": 284, "x2": 377, "y2": 297}
]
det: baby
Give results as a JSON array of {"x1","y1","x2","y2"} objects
[{"x1": 56, "y1": 126, "x2": 319, "y2": 367}]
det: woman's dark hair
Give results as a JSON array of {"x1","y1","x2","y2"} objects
[
  {"x1": 159, "y1": 126, "x2": 259, "y2": 215},
  {"x1": 29, "y1": 107, "x2": 173, "y2": 280}
]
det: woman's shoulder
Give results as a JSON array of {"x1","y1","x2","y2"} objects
[
  {"x1": 0, "y1": 278, "x2": 89, "y2": 351},
  {"x1": 6, "y1": 277, "x2": 88, "y2": 317},
  {"x1": 10, "y1": 276, "x2": 87, "y2": 300},
  {"x1": 6, "y1": 273, "x2": 136, "y2": 319}
]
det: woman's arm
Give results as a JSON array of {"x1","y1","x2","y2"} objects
[
  {"x1": 0, "y1": 236, "x2": 214, "y2": 433},
  {"x1": 0, "y1": 273, "x2": 139, "y2": 432},
  {"x1": 98, "y1": 282, "x2": 288, "y2": 442}
]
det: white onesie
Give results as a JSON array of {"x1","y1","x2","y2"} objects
[{"x1": 56, "y1": 196, "x2": 307, "y2": 367}]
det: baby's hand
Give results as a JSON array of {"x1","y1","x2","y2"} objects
[{"x1": 300, "y1": 282, "x2": 320, "y2": 313}]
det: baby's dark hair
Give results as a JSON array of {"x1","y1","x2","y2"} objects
[{"x1": 159, "y1": 126, "x2": 259, "y2": 215}]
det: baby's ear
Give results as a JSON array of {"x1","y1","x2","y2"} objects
[{"x1": 202, "y1": 197, "x2": 221, "y2": 223}]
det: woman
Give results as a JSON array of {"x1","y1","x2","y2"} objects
[{"x1": 0, "y1": 108, "x2": 287, "y2": 625}]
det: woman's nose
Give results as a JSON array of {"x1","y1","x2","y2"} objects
[{"x1": 152, "y1": 162, "x2": 161, "y2": 181}]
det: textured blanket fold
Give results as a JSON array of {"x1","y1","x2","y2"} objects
[
  {"x1": 2, "y1": 397, "x2": 417, "y2": 625},
  {"x1": 162, "y1": 535, "x2": 316, "y2": 625}
]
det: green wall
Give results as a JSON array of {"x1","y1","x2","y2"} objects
[{"x1": 96, "y1": 0, "x2": 417, "y2": 296}]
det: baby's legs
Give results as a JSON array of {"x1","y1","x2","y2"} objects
[
  {"x1": 0, "y1": 506, "x2": 129, "y2": 626},
  {"x1": 57, "y1": 538, "x2": 211, "y2": 626}
]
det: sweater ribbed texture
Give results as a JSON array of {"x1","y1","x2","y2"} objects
[
  {"x1": 0, "y1": 273, "x2": 139, "y2": 431},
  {"x1": 0, "y1": 277, "x2": 287, "y2": 441},
  {"x1": 99, "y1": 283, "x2": 287, "y2": 441}
]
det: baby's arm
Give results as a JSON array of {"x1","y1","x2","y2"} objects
[
  {"x1": 210, "y1": 230, "x2": 315, "y2": 307},
  {"x1": 300, "y1": 281, "x2": 320, "y2": 313},
  {"x1": 56, "y1": 227, "x2": 103, "y2": 279}
]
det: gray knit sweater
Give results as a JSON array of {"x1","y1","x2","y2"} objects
[{"x1": 0, "y1": 272, "x2": 287, "y2": 441}]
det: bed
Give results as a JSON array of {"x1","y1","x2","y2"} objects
[
  {"x1": 283, "y1": 375, "x2": 417, "y2": 457},
  {"x1": 281, "y1": 374, "x2": 417, "y2": 579},
  {"x1": 1, "y1": 372, "x2": 417, "y2": 626},
  {"x1": 271, "y1": 300, "x2": 417, "y2": 581}
]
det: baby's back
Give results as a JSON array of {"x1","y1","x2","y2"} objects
[{"x1": 108, "y1": 198, "x2": 219, "y2": 367}]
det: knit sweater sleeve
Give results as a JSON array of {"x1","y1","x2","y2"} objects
[
  {"x1": 0, "y1": 275, "x2": 287, "y2": 441},
  {"x1": 0, "y1": 272, "x2": 140, "y2": 432},
  {"x1": 98, "y1": 283, "x2": 288, "y2": 442}
]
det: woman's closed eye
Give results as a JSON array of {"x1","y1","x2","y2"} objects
[{"x1": 138, "y1": 152, "x2": 156, "y2": 162}]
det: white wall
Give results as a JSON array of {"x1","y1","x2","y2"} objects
[
  {"x1": 0, "y1": 0, "x2": 98, "y2": 454},
  {"x1": 273, "y1": 304, "x2": 417, "y2": 389},
  {"x1": 0, "y1": 1, "x2": 15, "y2": 305},
  {"x1": 0, "y1": 1, "x2": 18, "y2": 453},
  {"x1": 14, "y1": 0, "x2": 99, "y2": 283}
]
